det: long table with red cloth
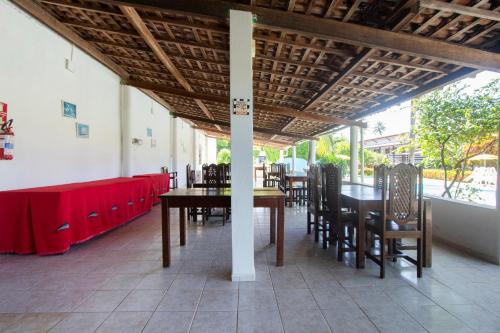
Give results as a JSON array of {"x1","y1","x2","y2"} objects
[
  {"x1": 133, "y1": 173, "x2": 169, "y2": 204},
  {"x1": 0, "y1": 177, "x2": 154, "y2": 255}
]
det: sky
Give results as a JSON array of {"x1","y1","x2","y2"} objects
[{"x1": 335, "y1": 70, "x2": 500, "y2": 140}]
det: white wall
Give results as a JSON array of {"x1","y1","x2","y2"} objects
[
  {"x1": 0, "y1": 0, "x2": 208, "y2": 190},
  {"x1": 121, "y1": 86, "x2": 171, "y2": 176},
  {"x1": 173, "y1": 118, "x2": 196, "y2": 188},
  {"x1": 431, "y1": 196, "x2": 500, "y2": 264},
  {"x1": 0, "y1": 1, "x2": 121, "y2": 190}
]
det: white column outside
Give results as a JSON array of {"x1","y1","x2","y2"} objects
[
  {"x1": 350, "y1": 126, "x2": 359, "y2": 183},
  {"x1": 230, "y1": 9, "x2": 255, "y2": 281},
  {"x1": 279, "y1": 149, "x2": 285, "y2": 163},
  {"x1": 292, "y1": 146, "x2": 297, "y2": 172},
  {"x1": 360, "y1": 126, "x2": 365, "y2": 184},
  {"x1": 308, "y1": 140, "x2": 316, "y2": 165}
]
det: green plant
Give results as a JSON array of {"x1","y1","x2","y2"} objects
[
  {"x1": 217, "y1": 148, "x2": 231, "y2": 164},
  {"x1": 414, "y1": 79, "x2": 499, "y2": 199}
]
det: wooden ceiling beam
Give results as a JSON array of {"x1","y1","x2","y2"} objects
[
  {"x1": 253, "y1": 34, "x2": 355, "y2": 58},
  {"x1": 419, "y1": 0, "x2": 500, "y2": 22},
  {"x1": 367, "y1": 56, "x2": 448, "y2": 73},
  {"x1": 60, "y1": 19, "x2": 229, "y2": 53},
  {"x1": 12, "y1": 0, "x2": 129, "y2": 78},
  {"x1": 119, "y1": 5, "x2": 220, "y2": 130},
  {"x1": 99, "y1": 0, "x2": 500, "y2": 71},
  {"x1": 172, "y1": 112, "x2": 318, "y2": 140},
  {"x1": 124, "y1": 79, "x2": 365, "y2": 127},
  {"x1": 194, "y1": 125, "x2": 292, "y2": 147}
]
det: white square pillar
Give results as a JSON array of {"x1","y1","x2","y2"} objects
[
  {"x1": 350, "y1": 126, "x2": 359, "y2": 183},
  {"x1": 230, "y1": 9, "x2": 255, "y2": 281}
]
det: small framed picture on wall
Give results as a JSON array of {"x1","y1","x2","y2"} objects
[
  {"x1": 76, "y1": 123, "x2": 89, "y2": 138},
  {"x1": 147, "y1": 128, "x2": 153, "y2": 137},
  {"x1": 62, "y1": 101, "x2": 77, "y2": 118}
]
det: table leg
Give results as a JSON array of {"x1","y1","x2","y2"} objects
[
  {"x1": 270, "y1": 207, "x2": 276, "y2": 244},
  {"x1": 162, "y1": 199, "x2": 170, "y2": 267},
  {"x1": 276, "y1": 199, "x2": 285, "y2": 266},
  {"x1": 356, "y1": 204, "x2": 366, "y2": 269},
  {"x1": 180, "y1": 207, "x2": 186, "y2": 246},
  {"x1": 288, "y1": 178, "x2": 293, "y2": 207}
]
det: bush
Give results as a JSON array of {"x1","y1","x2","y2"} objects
[{"x1": 217, "y1": 148, "x2": 231, "y2": 164}]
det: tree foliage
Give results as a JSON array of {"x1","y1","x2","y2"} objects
[
  {"x1": 217, "y1": 148, "x2": 231, "y2": 164},
  {"x1": 414, "y1": 79, "x2": 499, "y2": 198}
]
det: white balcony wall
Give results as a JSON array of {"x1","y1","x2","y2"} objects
[{"x1": 431, "y1": 196, "x2": 500, "y2": 264}]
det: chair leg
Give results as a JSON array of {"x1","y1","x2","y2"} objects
[
  {"x1": 417, "y1": 237, "x2": 423, "y2": 278},
  {"x1": 337, "y1": 224, "x2": 344, "y2": 262},
  {"x1": 307, "y1": 212, "x2": 311, "y2": 234},
  {"x1": 380, "y1": 236, "x2": 385, "y2": 279},
  {"x1": 392, "y1": 239, "x2": 397, "y2": 262},
  {"x1": 314, "y1": 215, "x2": 319, "y2": 242},
  {"x1": 322, "y1": 218, "x2": 328, "y2": 249}
]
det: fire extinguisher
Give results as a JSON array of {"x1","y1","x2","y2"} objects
[{"x1": 0, "y1": 119, "x2": 14, "y2": 160}]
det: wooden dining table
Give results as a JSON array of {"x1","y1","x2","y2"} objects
[
  {"x1": 159, "y1": 188, "x2": 286, "y2": 267},
  {"x1": 285, "y1": 171, "x2": 308, "y2": 207},
  {"x1": 341, "y1": 184, "x2": 432, "y2": 269}
]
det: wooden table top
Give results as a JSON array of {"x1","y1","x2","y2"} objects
[
  {"x1": 341, "y1": 184, "x2": 382, "y2": 202},
  {"x1": 160, "y1": 187, "x2": 285, "y2": 198}
]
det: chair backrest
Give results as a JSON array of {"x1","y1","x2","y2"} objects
[
  {"x1": 161, "y1": 166, "x2": 169, "y2": 174},
  {"x1": 280, "y1": 163, "x2": 286, "y2": 187},
  {"x1": 373, "y1": 164, "x2": 387, "y2": 189},
  {"x1": 186, "y1": 164, "x2": 192, "y2": 188},
  {"x1": 219, "y1": 163, "x2": 230, "y2": 185},
  {"x1": 383, "y1": 163, "x2": 423, "y2": 226},
  {"x1": 323, "y1": 164, "x2": 342, "y2": 221},
  {"x1": 307, "y1": 164, "x2": 322, "y2": 210},
  {"x1": 271, "y1": 163, "x2": 279, "y2": 174},
  {"x1": 204, "y1": 163, "x2": 220, "y2": 187}
]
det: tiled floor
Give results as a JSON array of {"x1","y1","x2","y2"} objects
[{"x1": 1, "y1": 205, "x2": 500, "y2": 332}]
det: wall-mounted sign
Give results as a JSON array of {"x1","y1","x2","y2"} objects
[
  {"x1": 76, "y1": 123, "x2": 89, "y2": 138},
  {"x1": 62, "y1": 101, "x2": 77, "y2": 119},
  {"x1": 232, "y1": 98, "x2": 250, "y2": 116}
]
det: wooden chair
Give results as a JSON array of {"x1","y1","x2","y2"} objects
[
  {"x1": 306, "y1": 164, "x2": 329, "y2": 247},
  {"x1": 263, "y1": 164, "x2": 275, "y2": 187},
  {"x1": 186, "y1": 164, "x2": 201, "y2": 222},
  {"x1": 365, "y1": 163, "x2": 423, "y2": 279},
  {"x1": 323, "y1": 164, "x2": 356, "y2": 258},
  {"x1": 201, "y1": 163, "x2": 228, "y2": 225}
]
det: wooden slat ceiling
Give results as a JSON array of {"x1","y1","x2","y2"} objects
[{"x1": 15, "y1": 0, "x2": 500, "y2": 147}]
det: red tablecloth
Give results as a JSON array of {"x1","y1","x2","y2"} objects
[
  {"x1": 133, "y1": 173, "x2": 169, "y2": 204},
  {"x1": 0, "y1": 177, "x2": 153, "y2": 255}
]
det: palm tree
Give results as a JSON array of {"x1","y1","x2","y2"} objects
[{"x1": 373, "y1": 121, "x2": 386, "y2": 136}]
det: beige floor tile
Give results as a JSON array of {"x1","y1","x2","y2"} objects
[
  {"x1": 190, "y1": 311, "x2": 236, "y2": 333},
  {"x1": 95, "y1": 311, "x2": 151, "y2": 333},
  {"x1": 117, "y1": 289, "x2": 165, "y2": 311},
  {"x1": 75, "y1": 290, "x2": 129, "y2": 312},
  {"x1": 49, "y1": 312, "x2": 109, "y2": 333},
  {"x1": 237, "y1": 310, "x2": 284, "y2": 333},
  {"x1": 2, "y1": 313, "x2": 66, "y2": 333},
  {"x1": 142, "y1": 311, "x2": 194, "y2": 333}
]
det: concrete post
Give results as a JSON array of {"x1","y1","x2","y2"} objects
[
  {"x1": 350, "y1": 126, "x2": 359, "y2": 183},
  {"x1": 279, "y1": 149, "x2": 285, "y2": 163},
  {"x1": 308, "y1": 140, "x2": 316, "y2": 166},
  {"x1": 292, "y1": 146, "x2": 297, "y2": 172},
  {"x1": 229, "y1": 10, "x2": 255, "y2": 281},
  {"x1": 360, "y1": 126, "x2": 365, "y2": 184}
]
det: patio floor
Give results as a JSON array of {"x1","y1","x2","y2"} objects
[{"x1": 1, "y1": 205, "x2": 500, "y2": 332}]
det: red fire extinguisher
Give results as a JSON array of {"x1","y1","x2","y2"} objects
[{"x1": 0, "y1": 119, "x2": 14, "y2": 160}]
